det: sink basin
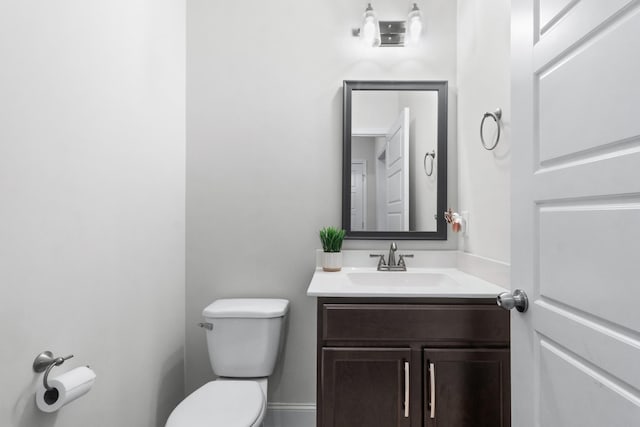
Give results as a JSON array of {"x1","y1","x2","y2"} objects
[
  {"x1": 307, "y1": 265, "x2": 508, "y2": 297},
  {"x1": 346, "y1": 271, "x2": 460, "y2": 288}
]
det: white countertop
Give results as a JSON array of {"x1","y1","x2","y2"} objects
[{"x1": 306, "y1": 266, "x2": 508, "y2": 298}]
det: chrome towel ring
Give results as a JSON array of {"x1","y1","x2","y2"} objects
[
  {"x1": 480, "y1": 108, "x2": 502, "y2": 150},
  {"x1": 423, "y1": 150, "x2": 436, "y2": 176}
]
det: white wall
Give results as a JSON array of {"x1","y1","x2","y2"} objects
[
  {"x1": 457, "y1": 0, "x2": 511, "y2": 263},
  {"x1": 0, "y1": 2, "x2": 185, "y2": 426},
  {"x1": 352, "y1": 91, "x2": 400, "y2": 131},
  {"x1": 186, "y1": 0, "x2": 457, "y2": 405}
]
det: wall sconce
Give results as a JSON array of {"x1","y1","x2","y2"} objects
[{"x1": 352, "y1": 3, "x2": 423, "y2": 47}]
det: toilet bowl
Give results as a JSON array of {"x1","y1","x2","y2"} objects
[
  {"x1": 165, "y1": 380, "x2": 266, "y2": 427},
  {"x1": 166, "y1": 299, "x2": 289, "y2": 427}
]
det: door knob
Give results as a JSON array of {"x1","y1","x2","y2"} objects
[{"x1": 497, "y1": 289, "x2": 529, "y2": 313}]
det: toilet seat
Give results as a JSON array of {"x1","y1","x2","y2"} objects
[{"x1": 165, "y1": 380, "x2": 266, "y2": 427}]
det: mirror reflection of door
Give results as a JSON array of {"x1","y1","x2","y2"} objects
[{"x1": 384, "y1": 108, "x2": 409, "y2": 231}]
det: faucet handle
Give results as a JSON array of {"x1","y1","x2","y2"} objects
[
  {"x1": 398, "y1": 254, "x2": 414, "y2": 268},
  {"x1": 369, "y1": 254, "x2": 387, "y2": 269},
  {"x1": 370, "y1": 254, "x2": 386, "y2": 262}
]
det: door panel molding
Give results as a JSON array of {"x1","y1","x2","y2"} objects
[
  {"x1": 536, "y1": 6, "x2": 640, "y2": 162},
  {"x1": 538, "y1": 339, "x2": 640, "y2": 426},
  {"x1": 534, "y1": 0, "x2": 639, "y2": 68},
  {"x1": 536, "y1": 300, "x2": 640, "y2": 391}
]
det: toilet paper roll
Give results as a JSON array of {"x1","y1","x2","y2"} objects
[{"x1": 35, "y1": 366, "x2": 96, "y2": 413}]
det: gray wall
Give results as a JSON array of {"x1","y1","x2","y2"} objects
[
  {"x1": 457, "y1": 0, "x2": 511, "y2": 262},
  {"x1": 186, "y1": 0, "x2": 457, "y2": 404},
  {"x1": 0, "y1": 1, "x2": 186, "y2": 426}
]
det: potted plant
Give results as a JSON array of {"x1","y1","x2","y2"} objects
[{"x1": 319, "y1": 226, "x2": 346, "y2": 272}]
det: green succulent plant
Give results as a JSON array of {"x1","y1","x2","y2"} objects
[{"x1": 319, "y1": 226, "x2": 346, "y2": 253}]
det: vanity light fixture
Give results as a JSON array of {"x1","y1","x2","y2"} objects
[{"x1": 352, "y1": 2, "x2": 424, "y2": 47}]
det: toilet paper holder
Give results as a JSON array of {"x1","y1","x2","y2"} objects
[{"x1": 33, "y1": 351, "x2": 75, "y2": 391}]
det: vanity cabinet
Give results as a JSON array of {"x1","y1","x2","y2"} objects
[{"x1": 317, "y1": 297, "x2": 510, "y2": 427}]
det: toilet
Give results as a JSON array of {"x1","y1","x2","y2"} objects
[{"x1": 166, "y1": 298, "x2": 290, "y2": 427}]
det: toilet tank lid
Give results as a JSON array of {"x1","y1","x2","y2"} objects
[{"x1": 203, "y1": 298, "x2": 290, "y2": 318}]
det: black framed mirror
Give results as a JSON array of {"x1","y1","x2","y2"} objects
[{"x1": 342, "y1": 80, "x2": 448, "y2": 240}]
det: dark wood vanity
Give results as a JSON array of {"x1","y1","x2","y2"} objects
[{"x1": 316, "y1": 297, "x2": 510, "y2": 427}]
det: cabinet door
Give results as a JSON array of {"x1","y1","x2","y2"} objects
[
  {"x1": 321, "y1": 347, "x2": 412, "y2": 427},
  {"x1": 424, "y1": 348, "x2": 510, "y2": 427}
]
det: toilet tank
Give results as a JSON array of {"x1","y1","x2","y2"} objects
[{"x1": 202, "y1": 298, "x2": 289, "y2": 378}]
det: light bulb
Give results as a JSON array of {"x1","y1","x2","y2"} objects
[
  {"x1": 407, "y1": 3, "x2": 423, "y2": 44},
  {"x1": 361, "y1": 3, "x2": 380, "y2": 47},
  {"x1": 363, "y1": 16, "x2": 376, "y2": 41},
  {"x1": 408, "y1": 16, "x2": 422, "y2": 42}
]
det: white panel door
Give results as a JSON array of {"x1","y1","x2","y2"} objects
[
  {"x1": 350, "y1": 160, "x2": 366, "y2": 231},
  {"x1": 385, "y1": 108, "x2": 410, "y2": 231},
  {"x1": 511, "y1": 1, "x2": 640, "y2": 426}
]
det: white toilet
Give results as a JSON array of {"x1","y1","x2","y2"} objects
[{"x1": 166, "y1": 298, "x2": 290, "y2": 427}]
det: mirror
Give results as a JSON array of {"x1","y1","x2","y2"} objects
[{"x1": 342, "y1": 80, "x2": 448, "y2": 240}]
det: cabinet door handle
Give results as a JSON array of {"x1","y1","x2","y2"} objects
[
  {"x1": 404, "y1": 361, "x2": 410, "y2": 418},
  {"x1": 429, "y1": 362, "x2": 436, "y2": 419}
]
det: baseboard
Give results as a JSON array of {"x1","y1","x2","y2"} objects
[{"x1": 263, "y1": 403, "x2": 316, "y2": 427}]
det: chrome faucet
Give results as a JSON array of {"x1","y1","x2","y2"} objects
[
  {"x1": 388, "y1": 242, "x2": 398, "y2": 267},
  {"x1": 370, "y1": 242, "x2": 414, "y2": 271}
]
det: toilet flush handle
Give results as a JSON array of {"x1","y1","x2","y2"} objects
[{"x1": 198, "y1": 322, "x2": 213, "y2": 331}]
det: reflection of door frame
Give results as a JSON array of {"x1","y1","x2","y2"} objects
[
  {"x1": 354, "y1": 129, "x2": 388, "y2": 232},
  {"x1": 351, "y1": 160, "x2": 367, "y2": 231},
  {"x1": 354, "y1": 130, "x2": 387, "y2": 231},
  {"x1": 376, "y1": 149, "x2": 386, "y2": 230}
]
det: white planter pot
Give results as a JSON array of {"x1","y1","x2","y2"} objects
[{"x1": 322, "y1": 252, "x2": 342, "y2": 272}]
